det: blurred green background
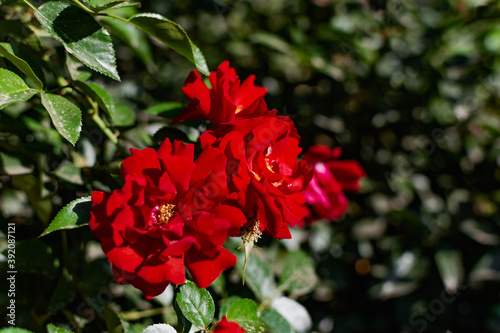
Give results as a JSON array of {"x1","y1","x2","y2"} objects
[{"x1": 2, "y1": 0, "x2": 500, "y2": 332}]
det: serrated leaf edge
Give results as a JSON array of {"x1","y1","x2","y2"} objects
[
  {"x1": 40, "y1": 196, "x2": 91, "y2": 237},
  {"x1": 34, "y1": 2, "x2": 120, "y2": 81}
]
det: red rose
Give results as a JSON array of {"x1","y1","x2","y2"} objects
[
  {"x1": 89, "y1": 140, "x2": 246, "y2": 298},
  {"x1": 201, "y1": 116, "x2": 312, "y2": 239},
  {"x1": 212, "y1": 317, "x2": 245, "y2": 333},
  {"x1": 172, "y1": 61, "x2": 272, "y2": 125},
  {"x1": 302, "y1": 145, "x2": 365, "y2": 221}
]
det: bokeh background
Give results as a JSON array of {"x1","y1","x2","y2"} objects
[{"x1": 1, "y1": 0, "x2": 500, "y2": 332}]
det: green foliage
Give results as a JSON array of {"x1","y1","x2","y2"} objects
[
  {"x1": 2, "y1": 0, "x2": 500, "y2": 332},
  {"x1": 226, "y1": 299, "x2": 266, "y2": 333},
  {"x1": 175, "y1": 281, "x2": 215, "y2": 331},
  {"x1": 127, "y1": 14, "x2": 209, "y2": 75},
  {"x1": 40, "y1": 196, "x2": 91, "y2": 236},
  {"x1": 279, "y1": 250, "x2": 318, "y2": 295},
  {"x1": 34, "y1": 2, "x2": 120, "y2": 81},
  {"x1": 41, "y1": 93, "x2": 82, "y2": 145},
  {"x1": 46, "y1": 324, "x2": 73, "y2": 333},
  {"x1": 0, "y1": 68, "x2": 37, "y2": 109},
  {"x1": 259, "y1": 309, "x2": 294, "y2": 333},
  {"x1": 0, "y1": 42, "x2": 44, "y2": 88},
  {"x1": 74, "y1": 81, "x2": 115, "y2": 119},
  {"x1": 235, "y1": 251, "x2": 277, "y2": 301}
]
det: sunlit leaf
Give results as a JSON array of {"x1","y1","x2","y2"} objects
[
  {"x1": 279, "y1": 251, "x2": 318, "y2": 295},
  {"x1": 41, "y1": 93, "x2": 82, "y2": 146},
  {"x1": 40, "y1": 196, "x2": 91, "y2": 237},
  {"x1": 175, "y1": 281, "x2": 215, "y2": 330},
  {"x1": 0, "y1": 68, "x2": 37, "y2": 109},
  {"x1": 226, "y1": 299, "x2": 266, "y2": 333},
  {"x1": 34, "y1": 1, "x2": 120, "y2": 80},
  {"x1": 259, "y1": 309, "x2": 294, "y2": 333}
]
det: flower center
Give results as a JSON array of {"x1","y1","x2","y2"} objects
[{"x1": 152, "y1": 204, "x2": 177, "y2": 224}]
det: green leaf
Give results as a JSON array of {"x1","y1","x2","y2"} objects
[
  {"x1": 40, "y1": 196, "x2": 91, "y2": 237},
  {"x1": 435, "y1": 249, "x2": 464, "y2": 294},
  {"x1": 41, "y1": 93, "x2": 82, "y2": 146},
  {"x1": 53, "y1": 163, "x2": 84, "y2": 185},
  {"x1": 112, "y1": 102, "x2": 135, "y2": 127},
  {"x1": 226, "y1": 299, "x2": 266, "y2": 333},
  {"x1": 175, "y1": 280, "x2": 215, "y2": 330},
  {"x1": 218, "y1": 296, "x2": 241, "y2": 319},
  {"x1": 128, "y1": 13, "x2": 209, "y2": 75},
  {"x1": 279, "y1": 251, "x2": 318, "y2": 295},
  {"x1": 145, "y1": 102, "x2": 183, "y2": 116},
  {"x1": 34, "y1": 2, "x2": 120, "y2": 81},
  {"x1": 259, "y1": 309, "x2": 294, "y2": 333},
  {"x1": 82, "y1": 0, "x2": 126, "y2": 11},
  {"x1": 66, "y1": 54, "x2": 92, "y2": 81},
  {"x1": 174, "y1": 296, "x2": 192, "y2": 333},
  {"x1": 0, "y1": 42, "x2": 44, "y2": 88},
  {"x1": 0, "y1": 152, "x2": 33, "y2": 175},
  {"x1": 47, "y1": 324, "x2": 73, "y2": 333},
  {"x1": 103, "y1": 305, "x2": 124, "y2": 333},
  {"x1": 0, "y1": 329, "x2": 34, "y2": 333},
  {"x1": 100, "y1": 9, "x2": 154, "y2": 69},
  {"x1": 11, "y1": 174, "x2": 53, "y2": 223},
  {"x1": 0, "y1": 68, "x2": 37, "y2": 109},
  {"x1": 74, "y1": 81, "x2": 114, "y2": 118},
  {"x1": 236, "y1": 252, "x2": 277, "y2": 301}
]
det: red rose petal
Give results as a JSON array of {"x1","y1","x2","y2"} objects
[{"x1": 185, "y1": 247, "x2": 236, "y2": 288}]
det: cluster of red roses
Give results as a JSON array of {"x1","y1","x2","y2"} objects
[{"x1": 89, "y1": 61, "x2": 365, "y2": 302}]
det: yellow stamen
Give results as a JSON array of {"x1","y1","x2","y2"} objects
[{"x1": 154, "y1": 204, "x2": 176, "y2": 224}]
